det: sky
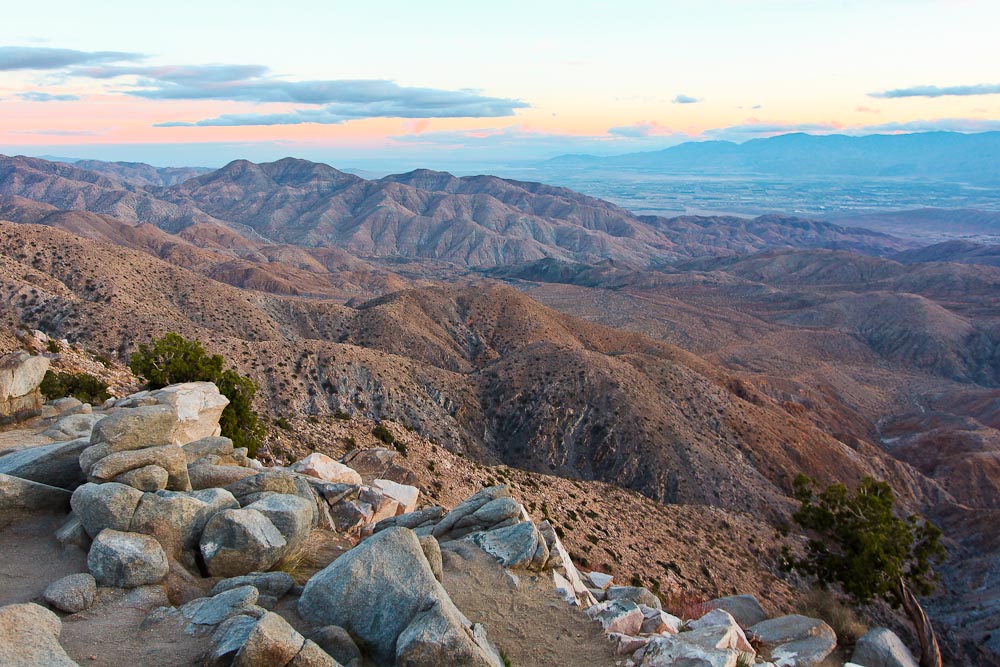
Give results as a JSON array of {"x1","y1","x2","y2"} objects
[{"x1": 2, "y1": 0, "x2": 1000, "y2": 168}]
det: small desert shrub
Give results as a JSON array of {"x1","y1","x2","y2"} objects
[
  {"x1": 39, "y1": 370, "x2": 110, "y2": 404},
  {"x1": 796, "y1": 588, "x2": 868, "y2": 644},
  {"x1": 372, "y1": 423, "x2": 395, "y2": 445},
  {"x1": 45, "y1": 339, "x2": 60, "y2": 354},
  {"x1": 274, "y1": 416, "x2": 293, "y2": 431},
  {"x1": 333, "y1": 409, "x2": 351, "y2": 420},
  {"x1": 129, "y1": 333, "x2": 264, "y2": 456}
]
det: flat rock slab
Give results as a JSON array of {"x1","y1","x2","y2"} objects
[{"x1": 0, "y1": 472, "x2": 72, "y2": 528}]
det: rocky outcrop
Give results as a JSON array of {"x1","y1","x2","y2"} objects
[
  {"x1": 298, "y1": 527, "x2": 501, "y2": 667},
  {"x1": 0, "y1": 351, "x2": 49, "y2": 421},
  {"x1": 82, "y1": 404, "x2": 192, "y2": 491}
]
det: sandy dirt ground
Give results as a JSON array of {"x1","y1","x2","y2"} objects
[{"x1": 441, "y1": 541, "x2": 620, "y2": 667}]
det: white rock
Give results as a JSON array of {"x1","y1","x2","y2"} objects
[
  {"x1": 149, "y1": 382, "x2": 229, "y2": 445},
  {"x1": 553, "y1": 571, "x2": 577, "y2": 605},
  {"x1": 292, "y1": 453, "x2": 363, "y2": 485},
  {"x1": 587, "y1": 571, "x2": 614, "y2": 589},
  {"x1": 0, "y1": 352, "x2": 49, "y2": 400},
  {"x1": 373, "y1": 478, "x2": 419, "y2": 514},
  {"x1": 642, "y1": 634, "x2": 738, "y2": 667}
]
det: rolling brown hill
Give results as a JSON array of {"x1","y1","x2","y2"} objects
[{"x1": 0, "y1": 221, "x2": 942, "y2": 521}]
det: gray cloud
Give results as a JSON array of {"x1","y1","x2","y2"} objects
[
  {"x1": 0, "y1": 46, "x2": 141, "y2": 71},
  {"x1": 17, "y1": 91, "x2": 80, "y2": 102},
  {"x1": 871, "y1": 83, "x2": 1000, "y2": 98},
  {"x1": 673, "y1": 94, "x2": 700, "y2": 104},
  {"x1": 3, "y1": 49, "x2": 528, "y2": 124},
  {"x1": 78, "y1": 63, "x2": 270, "y2": 84},
  {"x1": 74, "y1": 63, "x2": 529, "y2": 125}
]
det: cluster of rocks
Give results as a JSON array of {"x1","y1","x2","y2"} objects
[
  {"x1": 2, "y1": 381, "x2": 567, "y2": 666},
  {"x1": 575, "y1": 572, "x2": 919, "y2": 667},
  {"x1": 0, "y1": 378, "x2": 926, "y2": 667}
]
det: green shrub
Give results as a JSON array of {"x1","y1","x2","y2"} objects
[
  {"x1": 129, "y1": 333, "x2": 264, "y2": 456},
  {"x1": 45, "y1": 340, "x2": 60, "y2": 354},
  {"x1": 333, "y1": 409, "x2": 351, "y2": 420},
  {"x1": 274, "y1": 416, "x2": 293, "y2": 431},
  {"x1": 39, "y1": 370, "x2": 111, "y2": 404},
  {"x1": 372, "y1": 423, "x2": 395, "y2": 444}
]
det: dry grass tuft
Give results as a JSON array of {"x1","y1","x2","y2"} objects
[{"x1": 796, "y1": 587, "x2": 869, "y2": 645}]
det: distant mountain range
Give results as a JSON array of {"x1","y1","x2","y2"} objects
[
  {"x1": 0, "y1": 154, "x2": 911, "y2": 267},
  {"x1": 547, "y1": 131, "x2": 1000, "y2": 184}
]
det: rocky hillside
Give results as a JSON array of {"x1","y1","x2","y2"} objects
[
  {"x1": 0, "y1": 222, "x2": 942, "y2": 524},
  {"x1": 0, "y1": 376, "x2": 932, "y2": 666}
]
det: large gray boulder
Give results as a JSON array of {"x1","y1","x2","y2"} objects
[
  {"x1": 606, "y1": 585, "x2": 662, "y2": 610},
  {"x1": 87, "y1": 443, "x2": 190, "y2": 491},
  {"x1": 129, "y1": 487, "x2": 240, "y2": 560},
  {"x1": 0, "y1": 438, "x2": 89, "y2": 489},
  {"x1": 43, "y1": 573, "x2": 97, "y2": 613},
  {"x1": 200, "y1": 508, "x2": 287, "y2": 577},
  {"x1": 89, "y1": 404, "x2": 177, "y2": 452},
  {"x1": 244, "y1": 493, "x2": 314, "y2": 562},
  {"x1": 433, "y1": 485, "x2": 511, "y2": 539},
  {"x1": 0, "y1": 602, "x2": 78, "y2": 666},
  {"x1": 709, "y1": 594, "x2": 768, "y2": 629},
  {"x1": 852, "y1": 628, "x2": 919, "y2": 667},
  {"x1": 464, "y1": 521, "x2": 549, "y2": 571},
  {"x1": 641, "y1": 634, "x2": 736, "y2": 667},
  {"x1": 0, "y1": 472, "x2": 72, "y2": 528},
  {"x1": 0, "y1": 352, "x2": 48, "y2": 399},
  {"x1": 154, "y1": 585, "x2": 263, "y2": 635},
  {"x1": 298, "y1": 527, "x2": 501, "y2": 667},
  {"x1": 182, "y1": 435, "x2": 235, "y2": 463},
  {"x1": 227, "y1": 470, "x2": 301, "y2": 503},
  {"x1": 205, "y1": 611, "x2": 341, "y2": 667},
  {"x1": 87, "y1": 529, "x2": 169, "y2": 588},
  {"x1": 750, "y1": 614, "x2": 836, "y2": 667},
  {"x1": 70, "y1": 482, "x2": 143, "y2": 538}
]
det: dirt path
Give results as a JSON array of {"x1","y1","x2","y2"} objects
[
  {"x1": 0, "y1": 512, "x2": 87, "y2": 607},
  {"x1": 441, "y1": 541, "x2": 620, "y2": 667}
]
